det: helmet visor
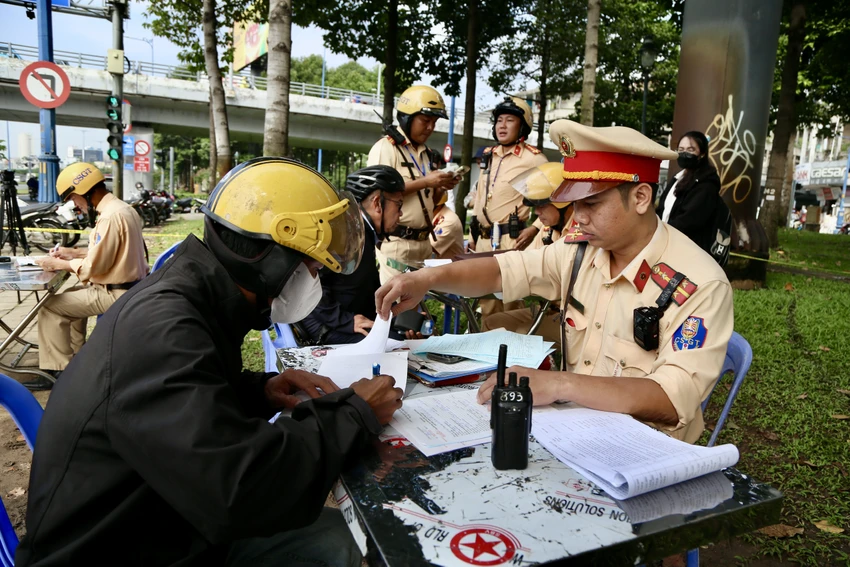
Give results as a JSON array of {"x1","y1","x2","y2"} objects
[{"x1": 327, "y1": 191, "x2": 364, "y2": 275}]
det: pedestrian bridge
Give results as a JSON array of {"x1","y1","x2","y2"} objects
[{"x1": 0, "y1": 43, "x2": 560, "y2": 157}]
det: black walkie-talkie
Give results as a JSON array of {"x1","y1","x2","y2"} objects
[{"x1": 490, "y1": 345, "x2": 532, "y2": 470}]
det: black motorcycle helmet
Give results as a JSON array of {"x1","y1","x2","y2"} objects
[
  {"x1": 345, "y1": 165, "x2": 405, "y2": 239},
  {"x1": 491, "y1": 97, "x2": 533, "y2": 145}
]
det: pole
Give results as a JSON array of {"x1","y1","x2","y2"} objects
[
  {"x1": 169, "y1": 146, "x2": 174, "y2": 195},
  {"x1": 318, "y1": 46, "x2": 326, "y2": 172},
  {"x1": 835, "y1": 148, "x2": 850, "y2": 233},
  {"x1": 36, "y1": 0, "x2": 60, "y2": 202},
  {"x1": 160, "y1": 158, "x2": 165, "y2": 192},
  {"x1": 376, "y1": 63, "x2": 382, "y2": 107},
  {"x1": 111, "y1": 0, "x2": 124, "y2": 199},
  {"x1": 4, "y1": 121, "x2": 11, "y2": 170},
  {"x1": 448, "y1": 96, "x2": 456, "y2": 149},
  {"x1": 641, "y1": 73, "x2": 649, "y2": 135}
]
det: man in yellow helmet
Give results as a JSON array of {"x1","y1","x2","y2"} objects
[
  {"x1": 367, "y1": 85, "x2": 459, "y2": 283},
  {"x1": 471, "y1": 97, "x2": 549, "y2": 317},
  {"x1": 18, "y1": 158, "x2": 403, "y2": 567},
  {"x1": 480, "y1": 162, "x2": 574, "y2": 346},
  {"x1": 24, "y1": 162, "x2": 147, "y2": 391}
]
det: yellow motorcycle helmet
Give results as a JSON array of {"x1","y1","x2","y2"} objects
[
  {"x1": 396, "y1": 85, "x2": 448, "y2": 139},
  {"x1": 56, "y1": 162, "x2": 105, "y2": 201},
  {"x1": 202, "y1": 157, "x2": 364, "y2": 302},
  {"x1": 511, "y1": 162, "x2": 571, "y2": 209},
  {"x1": 492, "y1": 97, "x2": 534, "y2": 143}
]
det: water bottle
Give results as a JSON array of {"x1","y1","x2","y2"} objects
[
  {"x1": 491, "y1": 222, "x2": 501, "y2": 251},
  {"x1": 420, "y1": 319, "x2": 434, "y2": 336}
]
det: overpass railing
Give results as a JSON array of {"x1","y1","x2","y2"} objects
[{"x1": 0, "y1": 42, "x2": 471, "y2": 121}]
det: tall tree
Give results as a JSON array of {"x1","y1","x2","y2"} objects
[
  {"x1": 202, "y1": 0, "x2": 233, "y2": 178},
  {"x1": 294, "y1": 0, "x2": 432, "y2": 122},
  {"x1": 759, "y1": 0, "x2": 806, "y2": 248},
  {"x1": 487, "y1": 1, "x2": 585, "y2": 149},
  {"x1": 580, "y1": 0, "x2": 602, "y2": 126},
  {"x1": 264, "y1": 0, "x2": 293, "y2": 156}
]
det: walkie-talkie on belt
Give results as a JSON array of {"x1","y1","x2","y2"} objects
[{"x1": 490, "y1": 344, "x2": 532, "y2": 470}]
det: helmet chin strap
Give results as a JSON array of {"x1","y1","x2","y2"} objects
[{"x1": 85, "y1": 193, "x2": 97, "y2": 228}]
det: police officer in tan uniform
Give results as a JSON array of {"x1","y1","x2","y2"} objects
[
  {"x1": 481, "y1": 162, "x2": 574, "y2": 346},
  {"x1": 28, "y1": 163, "x2": 147, "y2": 390},
  {"x1": 367, "y1": 85, "x2": 458, "y2": 283},
  {"x1": 430, "y1": 188, "x2": 465, "y2": 260},
  {"x1": 376, "y1": 120, "x2": 734, "y2": 444}
]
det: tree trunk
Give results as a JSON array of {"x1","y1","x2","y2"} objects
[
  {"x1": 580, "y1": 0, "x2": 601, "y2": 126},
  {"x1": 759, "y1": 0, "x2": 805, "y2": 248},
  {"x1": 382, "y1": 0, "x2": 399, "y2": 123},
  {"x1": 202, "y1": 0, "x2": 231, "y2": 179},
  {"x1": 454, "y1": 0, "x2": 479, "y2": 226},
  {"x1": 264, "y1": 0, "x2": 292, "y2": 156},
  {"x1": 537, "y1": 28, "x2": 550, "y2": 151},
  {"x1": 779, "y1": 131, "x2": 797, "y2": 229},
  {"x1": 208, "y1": 102, "x2": 217, "y2": 189}
]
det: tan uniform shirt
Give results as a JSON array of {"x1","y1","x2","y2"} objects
[
  {"x1": 69, "y1": 193, "x2": 148, "y2": 285},
  {"x1": 473, "y1": 143, "x2": 548, "y2": 226},
  {"x1": 495, "y1": 221, "x2": 734, "y2": 443},
  {"x1": 430, "y1": 206, "x2": 465, "y2": 259},
  {"x1": 367, "y1": 128, "x2": 435, "y2": 230},
  {"x1": 527, "y1": 225, "x2": 562, "y2": 251}
]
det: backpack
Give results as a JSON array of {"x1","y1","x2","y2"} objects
[{"x1": 709, "y1": 197, "x2": 732, "y2": 267}]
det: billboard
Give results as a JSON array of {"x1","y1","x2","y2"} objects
[{"x1": 232, "y1": 21, "x2": 269, "y2": 72}]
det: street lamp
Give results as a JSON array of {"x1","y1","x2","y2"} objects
[
  {"x1": 126, "y1": 36, "x2": 155, "y2": 75},
  {"x1": 639, "y1": 38, "x2": 657, "y2": 135}
]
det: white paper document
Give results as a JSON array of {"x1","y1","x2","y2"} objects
[
  {"x1": 327, "y1": 314, "x2": 393, "y2": 357},
  {"x1": 413, "y1": 330, "x2": 553, "y2": 368},
  {"x1": 531, "y1": 405, "x2": 739, "y2": 499},
  {"x1": 317, "y1": 351, "x2": 409, "y2": 393},
  {"x1": 614, "y1": 471, "x2": 733, "y2": 523},
  {"x1": 389, "y1": 389, "x2": 491, "y2": 456}
]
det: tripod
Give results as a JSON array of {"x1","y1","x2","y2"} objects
[{"x1": 0, "y1": 171, "x2": 30, "y2": 256}]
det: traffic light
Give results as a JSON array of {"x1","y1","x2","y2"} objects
[{"x1": 106, "y1": 95, "x2": 122, "y2": 161}]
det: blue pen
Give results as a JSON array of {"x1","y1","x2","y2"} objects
[{"x1": 372, "y1": 363, "x2": 381, "y2": 376}]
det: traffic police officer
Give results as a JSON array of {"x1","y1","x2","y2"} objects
[
  {"x1": 29, "y1": 162, "x2": 147, "y2": 390},
  {"x1": 367, "y1": 85, "x2": 458, "y2": 283},
  {"x1": 430, "y1": 188, "x2": 465, "y2": 260},
  {"x1": 376, "y1": 120, "x2": 734, "y2": 444}
]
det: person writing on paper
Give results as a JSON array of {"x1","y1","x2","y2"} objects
[
  {"x1": 19, "y1": 158, "x2": 404, "y2": 567},
  {"x1": 25, "y1": 162, "x2": 148, "y2": 391},
  {"x1": 480, "y1": 162, "x2": 573, "y2": 347},
  {"x1": 376, "y1": 121, "x2": 733, "y2": 444},
  {"x1": 301, "y1": 165, "x2": 411, "y2": 344}
]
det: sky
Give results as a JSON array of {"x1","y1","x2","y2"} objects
[{"x1": 1, "y1": 2, "x2": 501, "y2": 160}]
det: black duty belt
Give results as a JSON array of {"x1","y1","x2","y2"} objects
[
  {"x1": 392, "y1": 225, "x2": 431, "y2": 241},
  {"x1": 106, "y1": 280, "x2": 142, "y2": 291},
  {"x1": 478, "y1": 221, "x2": 524, "y2": 239}
]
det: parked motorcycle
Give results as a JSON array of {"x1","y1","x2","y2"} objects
[{"x1": 19, "y1": 201, "x2": 69, "y2": 252}]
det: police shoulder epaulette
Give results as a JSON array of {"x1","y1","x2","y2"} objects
[
  {"x1": 385, "y1": 135, "x2": 408, "y2": 147},
  {"x1": 523, "y1": 142, "x2": 541, "y2": 155},
  {"x1": 561, "y1": 219, "x2": 591, "y2": 243},
  {"x1": 483, "y1": 146, "x2": 494, "y2": 155},
  {"x1": 649, "y1": 263, "x2": 698, "y2": 306}
]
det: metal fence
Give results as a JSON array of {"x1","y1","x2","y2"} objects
[{"x1": 1, "y1": 42, "x2": 469, "y2": 120}]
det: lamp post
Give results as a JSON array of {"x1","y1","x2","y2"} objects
[
  {"x1": 126, "y1": 35, "x2": 154, "y2": 74},
  {"x1": 639, "y1": 38, "x2": 657, "y2": 135}
]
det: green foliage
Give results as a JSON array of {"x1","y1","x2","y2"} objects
[
  {"x1": 0, "y1": 138, "x2": 6, "y2": 161},
  {"x1": 290, "y1": 56, "x2": 379, "y2": 92},
  {"x1": 569, "y1": 0, "x2": 682, "y2": 139}
]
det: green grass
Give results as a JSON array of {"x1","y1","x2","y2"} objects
[
  {"x1": 770, "y1": 228, "x2": 850, "y2": 276},
  {"x1": 143, "y1": 216, "x2": 203, "y2": 258}
]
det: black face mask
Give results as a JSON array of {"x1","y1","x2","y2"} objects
[{"x1": 677, "y1": 152, "x2": 700, "y2": 170}]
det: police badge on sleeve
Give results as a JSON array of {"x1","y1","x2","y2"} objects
[{"x1": 672, "y1": 317, "x2": 707, "y2": 351}]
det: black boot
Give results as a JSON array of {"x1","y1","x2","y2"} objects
[{"x1": 23, "y1": 370, "x2": 60, "y2": 392}]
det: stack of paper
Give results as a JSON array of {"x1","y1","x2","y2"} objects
[
  {"x1": 531, "y1": 405, "x2": 740, "y2": 499},
  {"x1": 389, "y1": 389, "x2": 491, "y2": 456},
  {"x1": 408, "y1": 353, "x2": 495, "y2": 379},
  {"x1": 14, "y1": 256, "x2": 44, "y2": 272},
  {"x1": 413, "y1": 330, "x2": 554, "y2": 369}
]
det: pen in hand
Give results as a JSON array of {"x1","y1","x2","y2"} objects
[{"x1": 372, "y1": 363, "x2": 381, "y2": 377}]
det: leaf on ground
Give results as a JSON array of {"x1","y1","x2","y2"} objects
[
  {"x1": 761, "y1": 430, "x2": 780, "y2": 441},
  {"x1": 7, "y1": 487, "x2": 25, "y2": 498},
  {"x1": 831, "y1": 415, "x2": 850, "y2": 420},
  {"x1": 248, "y1": 337, "x2": 260, "y2": 342},
  {"x1": 725, "y1": 421, "x2": 740, "y2": 430},
  {"x1": 837, "y1": 261, "x2": 842, "y2": 266},
  {"x1": 806, "y1": 277, "x2": 812, "y2": 282},
  {"x1": 837, "y1": 389, "x2": 850, "y2": 396},
  {"x1": 776, "y1": 250, "x2": 785, "y2": 255},
  {"x1": 797, "y1": 393, "x2": 808, "y2": 400},
  {"x1": 757, "y1": 524, "x2": 804, "y2": 538},
  {"x1": 14, "y1": 434, "x2": 23, "y2": 442},
  {"x1": 774, "y1": 332, "x2": 781, "y2": 337},
  {"x1": 3, "y1": 467, "x2": 13, "y2": 473},
  {"x1": 784, "y1": 282, "x2": 794, "y2": 291},
  {"x1": 818, "y1": 345, "x2": 831, "y2": 352},
  {"x1": 801, "y1": 460, "x2": 823, "y2": 468},
  {"x1": 813, "y1": 520, "x2": 844, "y2": 534}
]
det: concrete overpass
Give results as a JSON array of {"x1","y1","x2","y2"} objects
[{"x1": 0, "y1": 43, "x2": 560, "y2": 158}]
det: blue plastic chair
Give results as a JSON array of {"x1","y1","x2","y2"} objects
[
  {"x1": 151, "y1": 241, "x2": 182, "y2": 272},
  {"x1": 261, "y1": 323, "x2": 299, "y2": 373},
  {"x1": 0, "y1": 374, "x2": 45, "y2": 566},
  {"x1": 686, "y1": 331, "x2": 752, "y2": 567}
]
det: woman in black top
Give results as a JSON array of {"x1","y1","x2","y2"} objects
[{"x1": 656, "y1": 131, "x2": 722, "y2": 253}]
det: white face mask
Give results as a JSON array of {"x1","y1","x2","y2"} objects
[{"x1": 269, "y1": 263, "x2": 322, "y2": 324}]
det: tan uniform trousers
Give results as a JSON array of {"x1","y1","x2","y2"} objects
[
  {"x1": 473, "y1": 234, "x2": 523, "y2": 317},
  {"x1": 482, "y1": 307, "x2": 562, "y2": 349},
  {"x1": 376, "y1": 238, "x2": 433, "y2": 285},
  {"x1": 38, "y1": 284, "x2": 127, "y2": 371}
]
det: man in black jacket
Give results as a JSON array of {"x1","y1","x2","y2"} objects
[
  {"x1": 301, "y1": 165, "x2": 406, "y2": 344},
  {"x1": 17, "y1": 158, "x2": 404, "y2": 567}
]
